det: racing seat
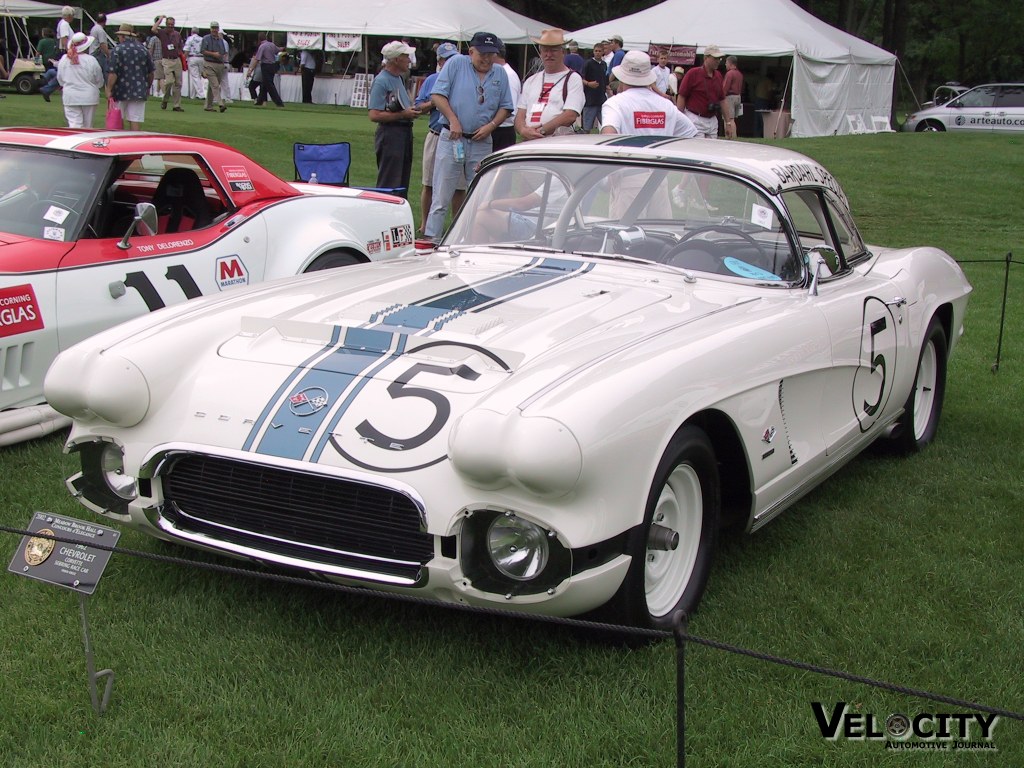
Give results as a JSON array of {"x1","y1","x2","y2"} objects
[
  {"x1": 293, "y1": 142, "x2": 405, "y2": 196},
  {"x1": 151, "y1": 167, "x2": 212, "y2": 234}
]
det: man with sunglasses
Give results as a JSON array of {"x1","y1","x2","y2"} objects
[{"x1": 423, "y1": 31, "x2": 513, "y2": 242}]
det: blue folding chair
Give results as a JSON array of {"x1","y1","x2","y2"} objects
[
  {"x1": 293, "y1": 142, "x2": 405, "y2": 196},
  {"x1": 293, "y1": 142, "x2": 352, "y2": 186}
]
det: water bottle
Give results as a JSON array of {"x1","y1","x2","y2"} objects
[
  {"x1": 452, "y1": 139, "x2": 465, "y2": 164},
  {"x1": 309, "y1": 172, "x2": 319, "y2": 185}
]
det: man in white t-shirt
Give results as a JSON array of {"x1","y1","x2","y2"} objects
[
  {"x1": 652, "y1": 52, "x2": 671, "y2": 97},
  {"x1": 601, "y1": 51, "x2": 697, "y2": 137},
  {"x1": 602, "y1": 50, "x2": 697, "y2": 219},
  {"x1": 515, "y1": 28, "x2": 584, "y2": 141}
]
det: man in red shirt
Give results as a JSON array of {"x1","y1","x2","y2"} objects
[
  {"x1": 676, "y1": 45, "x2": 735, "y2": 139},
  {"x1": 723, "y1": 55, "x2": 744, "y2": 133}
]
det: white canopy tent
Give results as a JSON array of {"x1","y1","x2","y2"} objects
[
  {"x1": 107, "y1": 0, "x2": 547, "y2": 45},
  {"x1": 570, "y1": 0, "x2": 896, "y2": 137},
  {"x1": 0, "y1": 0, "x2": 80, "y2": 18}
]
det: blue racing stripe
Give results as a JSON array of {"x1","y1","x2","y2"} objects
[
  {"x1": 378, "y1": 258, "x2": 583, "y2": 331},
  {"x1": 253, "y1": 332, "x2": 406, "y2": 459}
]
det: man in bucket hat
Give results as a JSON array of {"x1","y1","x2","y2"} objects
[
  {"x1": 602, "y1": 51, "x2": 697, "y2": 219},
  {"x1": 107, "y1": 24, "x2": 155, "y2": 130},
  {"x1": 601, "y1": 51, "x2": 697, "y2": 138}
]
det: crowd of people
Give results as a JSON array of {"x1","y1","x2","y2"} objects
[
  {"x1": 370, "y1": 29, "x2": 755, "y2": 238},
  {"x1": 29, "y1": 12, "x2": 773, "y2": 236}
]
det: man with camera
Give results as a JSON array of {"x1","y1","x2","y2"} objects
[{"x1": 676, "y1": 45, "x2": 735, "y2": 138}]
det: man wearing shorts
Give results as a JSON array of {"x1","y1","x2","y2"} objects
[
  {"x1": 414, "y1": 42, "x2": 465, "y2": 232},
  {"x1": 107, "y1": 24, "x2": 155, "y2": 130}
]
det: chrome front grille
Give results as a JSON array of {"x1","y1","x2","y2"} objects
[{"x1": 160, "y1": 454, "x2": 432, "y2": 582}]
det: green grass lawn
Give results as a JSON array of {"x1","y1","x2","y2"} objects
[{"x1": 1, "y1": 95, "x2": 1023, "y2": 766}]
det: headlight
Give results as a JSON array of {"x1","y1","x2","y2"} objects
[
  {"x1": 99, "y1": 443, "x2": 138, "y2": 501},
  {"x1": 486, "y1": 513, "x2": 549, "y2": 581}
]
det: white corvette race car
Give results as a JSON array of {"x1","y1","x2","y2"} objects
[
  {"x1": 0, "y1": 128, "x2": 413, "y2": 445},
  {"x1": 47, "y1": 137, "x2": 971, "y2": 628}
]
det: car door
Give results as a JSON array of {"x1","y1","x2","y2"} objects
[
  {"x1": 54, "y1": 152, "x2": 270, "y2": 352},
  {"x1": 947, "y1": 85, "x2": 999, "y2": 132},
  {"x1": 992, "y1": 84, "x2": 1024, "y2": 133},
  {"x1": 781, "y1": 188, "x2": 911, "y2": 455}
]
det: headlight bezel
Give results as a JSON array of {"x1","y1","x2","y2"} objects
[{"x1": 460, "y1": 508, "x2": 571, "y2": 595}]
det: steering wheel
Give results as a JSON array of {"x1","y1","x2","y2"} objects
[{"x1": 664, "y1": 224, "x2": 772, "y2": 273}]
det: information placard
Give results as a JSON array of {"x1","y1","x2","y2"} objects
[{"x1": 8, "y1": 512, "x2": 119, "y2": 595}]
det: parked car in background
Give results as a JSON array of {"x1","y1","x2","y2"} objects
[
  {"x1": 0, "y1": 128, "x2": 413, "y2": 445},
  {"x1": 47, "y1": 136, "x2": 971, "y2": 629},
  {"x1": 904, "y1": 83, "x2": 1024, "y2": 132}
]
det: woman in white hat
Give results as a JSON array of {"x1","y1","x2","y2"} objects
[{"x1": 57, "y1": 32, "x2": 104, "y2": 128}]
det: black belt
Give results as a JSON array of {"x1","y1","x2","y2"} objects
[
  {"x1": 429, "y1": 128, "x2": 440, "y2": 136},
  {"x1": 382, "y1": 121, "x2": 413, "y2": 128}
]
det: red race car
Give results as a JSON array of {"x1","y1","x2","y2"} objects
[{"x1": 0, "y1": 127, "x2": 414, "y2": 445}]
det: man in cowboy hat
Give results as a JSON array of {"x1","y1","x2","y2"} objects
[
  {"x1": 515, "y1": 28, "x2": 584, "y2": 141},
  {"x1": 676, "y1": 44, "x2": 735, "y2": 138},
  {"x1": 107, "y1": 24, "x2": 155, "y2": 130}
]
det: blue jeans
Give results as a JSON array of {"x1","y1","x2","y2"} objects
[
  {"x1": 424, "y1": 129, "x2": 491, "y2": 240},
  {"x1": 40, "y1": 67, "x2": 58, "y2": 95}
]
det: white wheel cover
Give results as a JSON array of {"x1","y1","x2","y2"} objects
[
  {"x1": 645, "y1": 463, "x2": 703, "y2": 617},
  {"x1": 913, "y1": 340, "x2": 938, "y2": 440}
]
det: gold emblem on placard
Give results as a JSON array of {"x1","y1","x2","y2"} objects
[{"x1": 24, "y1": 528, "x2": 56, "y2": 566}]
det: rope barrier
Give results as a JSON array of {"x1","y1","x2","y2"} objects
[{"x1": 4, "y1": 523, "x2": 1022, "y2": 724}]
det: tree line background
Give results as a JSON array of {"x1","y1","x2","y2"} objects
[{"x1": 82, "y1": 0, "x2": 1022, "y2": 99}]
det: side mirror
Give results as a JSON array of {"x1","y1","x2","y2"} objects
[
  {"x1": 117, "y1": 202, "x2": 159, "y2": 250},
  {"x1": 807, "y1": 246, "x2": 840, "y2": 296}
]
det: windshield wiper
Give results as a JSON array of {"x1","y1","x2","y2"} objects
[
  {"x1": 572, "y1": 250, "x2": 697, "y2": 283},
  {"x1": 441, "y1": 242, "x2": 566, "y2": 254}
]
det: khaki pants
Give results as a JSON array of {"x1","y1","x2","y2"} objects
[
  {"x1": 203, "y1": 62, "x2": 226, "y2": 107},
  {"x1": 161, "y1": 58, "x2": 182, "y2": 108}
]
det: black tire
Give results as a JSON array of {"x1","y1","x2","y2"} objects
[
  {"x1": 916, "y1": 120, "x2": 945, "y2": 132},
  {"x1": 604, "y1": 424, "x2": 720, "y2": 629},
  {"x1": 890, "y1": 317, "x2": 947, "y2": 453},
  {"x1": 14, "y1": 75, "x2": 36, "y2": 95},
  {"x1": 303, "y1": 249, "x2": 363, "y2": 272}
]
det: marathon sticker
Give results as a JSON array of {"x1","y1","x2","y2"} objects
[
  {"x1": 9, "y1": 512, "x2": 120, "y2": 595},
  {"x1": 215, "y1": 254, "x2": 250, "y2": 289},
  {"x1": 390, "y1": 224, "x2": 413, "y2": 247},
  {"x1": 43, "y1": 227, "x2": 65, "y2": 241},
  {"x1": 367, "y1": 238, "x2": 382, "y2": 255},
  {"x1": 0, "y1": 284, "x2": 45, "y2": 338},
  {"x1": 634, "y1": 111, "x2": 667, "y2": 130},
  {"x1": 223, "y1": 165, "x2": 256, "y2": 193}
]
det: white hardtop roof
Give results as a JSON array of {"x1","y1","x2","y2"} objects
[{"x1": 490, "y1": 135, "x2": 838, "y2": 196}]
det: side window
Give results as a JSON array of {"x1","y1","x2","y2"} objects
[
  {"x1": 782, "y1": 188, "x2": 867, "y2": 272},
  {"x1": 823, "y1": 195, "x2": 867, "y2": 264},
  {"x1": 996, "y1": 85, "x2": 1024, "y2": 108},
  {"x1": 103, "y1": 154, "x2": 232, "y2": 237},
  {"x1": 956, "y1": 86, "x2": 998, "y2": 109}
]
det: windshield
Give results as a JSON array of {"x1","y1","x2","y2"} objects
[
  {"x1": 0, "y1": 148, "x2": 110, "y2": 241},
  {"x1": 445, "y1": 158, "x2": 805, "y2": 284}
]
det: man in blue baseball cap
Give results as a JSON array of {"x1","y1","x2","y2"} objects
[{"x1": 423, "y1": 31, "x2": 513, "y2": 242}]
